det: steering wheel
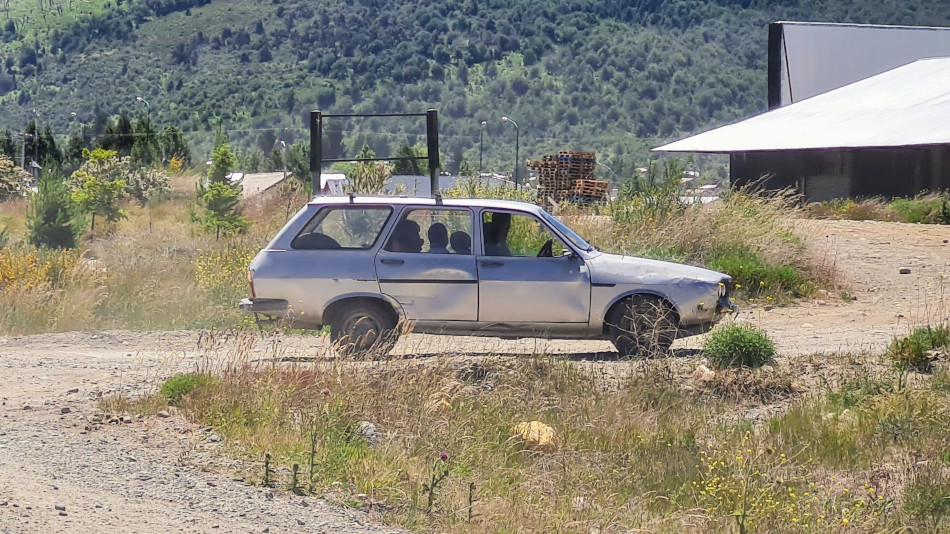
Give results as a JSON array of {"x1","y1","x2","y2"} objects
[{"x1": 537, "y1": 239, "x2": 553, "y2": 258}]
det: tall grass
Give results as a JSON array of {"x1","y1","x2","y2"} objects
[
  {"x1": 0, "y1": 176, "x2": 296, "y2": 334},
  {"x1": 570, "y1": 188, "x2": 829, "y2": 303}
]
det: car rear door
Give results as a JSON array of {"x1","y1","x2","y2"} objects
[
  {"x1": 375, "y1": 207, "x2": 478, "y2": 321},
  {"x1": 476, "y1": 209, "x2": 591, "y2": 324}
]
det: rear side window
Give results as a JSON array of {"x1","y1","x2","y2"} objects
[
  {"x1": 385, "y1": 208, "x2": 473, "y2": 254},
  {"x1": 291, "y1": 206, "x2": 392, "y2": 249}
]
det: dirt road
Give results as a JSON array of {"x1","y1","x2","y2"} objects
[{"x1": 2, "y1": 218, "x2": 949, "y2": 532}]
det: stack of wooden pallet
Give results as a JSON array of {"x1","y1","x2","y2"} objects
[
  {"x1": 570, "y1": 179, "x2": 609, "y2": 202},
  {"x1": 528, "y1": 151, "x2": 607, "y2": 204}
]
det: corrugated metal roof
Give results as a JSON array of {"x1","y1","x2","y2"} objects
[{"x1": 654, "y1": 57, "x2": 950, "y2": 153}]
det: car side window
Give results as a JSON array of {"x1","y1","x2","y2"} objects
[
  {"x1": 385, "y1": 208, "x2": 473, "y2": 254},
  {"x1": 291, "y1": 206, "x2": 392, "y2": 250},
  {"x1": 482, "y1": 211, "x2": 567, "y2": 258}
]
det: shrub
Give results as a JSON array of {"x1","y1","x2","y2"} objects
[
  {"x1": 159, "y1": 373, "x2": 218, "y2": 404},
  {"x1": 0, "y1": 154, "x2": 31, "y2": 200},
  {"x1": 703, "y1": 323, "x2": 776, "y2": 369},
  {"x1": 0, "y1": 246, "x2": 79, "y2": 289},
  {"x1": 888, "y1": 195, "x2": 950, "y2": 224},
  {"x1": 887, "y1": 326, "x2": 950, "y2": 373},
  {"x1": 26, "y1": 170, "x2": 85, "y2": 249}
]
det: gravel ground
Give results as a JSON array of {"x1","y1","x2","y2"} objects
[{"x1": 0, "y1": 332, "x2": 402, "y2": 534}]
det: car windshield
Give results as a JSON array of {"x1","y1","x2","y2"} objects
[{"x1": 540, "y1": 210, "x2": 594, "y2": 252}]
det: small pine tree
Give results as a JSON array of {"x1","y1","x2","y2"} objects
[
  {"x1": 193, "y1": 181, "x2": 250, "y2": 239},
  {"x1": 207, "y1": 142, "x2": 237, "y2": 184},
  {"x1": 27, "y1": 170, "x2": 85, "y2": 249}
]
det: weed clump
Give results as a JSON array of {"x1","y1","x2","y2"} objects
[
  {"x1": 887, "y1": 326, "x2": 950, "y2": 373},
  {"x1": 904, "y1": 466, "x2": 950, "y2": 524},
  {"x1": 160, "y1": 373, "x2": 218, "y2": 404},
  {"x1": 703, "y1": 324, "x2": 776, "y2": 369}
]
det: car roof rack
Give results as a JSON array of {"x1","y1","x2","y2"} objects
[{"x1": 309, "y1": 110, "x2": 442, "y2": 203}]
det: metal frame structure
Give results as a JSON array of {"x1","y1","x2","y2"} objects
[{"x1": 309, "y1": 109, "x2": 441, "y2": 197}]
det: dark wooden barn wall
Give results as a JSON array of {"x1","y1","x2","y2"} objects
[{"x1": 730, "y1": 147, "x2": 950, "y2": 200}]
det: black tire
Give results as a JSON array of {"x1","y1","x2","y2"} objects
[
  {"x1": 606, "y1": 295, "x2": 678, "y2": 358},
  {"x1": 330, "y1": 302, "x2": 399, "y2": 359}
]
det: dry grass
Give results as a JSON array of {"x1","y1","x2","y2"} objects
[
  {"x1": 806, "y1": 198, "x2": 899, "y2": 222},
  {"x1": 0, "y1": 172, "x2": 303, "y2": 335},
  {"x1": 94, "y1": 333, "x2": 950, "y2": 533},
  {"x1": 807, "y1": 194, "x2": 950, "y2": 225}
]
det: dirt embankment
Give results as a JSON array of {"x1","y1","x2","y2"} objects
[{"x1": 2, "y1": 218, "x2": 950, "y2": 532}]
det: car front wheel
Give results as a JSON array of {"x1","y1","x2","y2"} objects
[
  {"x1": 330, "y1": 302, "x2": 399, "y2": 359},
  {"x1": 606, "y1": 295, "x2": 678, "y2": 358}
]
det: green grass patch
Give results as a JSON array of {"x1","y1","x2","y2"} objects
[
  {"x1": 160, "y1": 373, "x2": 218, "y2": 404},
  {"x1": 703, "y1": 323, "x2": 776, "y2": 369},
  {"x1": 887, "y1": 326, "x2": 950, "y2": 373},
  {"x1": 889, "y1": 196, "x2": 950, "y2": 224},
  {"x1": 707, "y1": 248, "x2": 811, "y2": 303}
]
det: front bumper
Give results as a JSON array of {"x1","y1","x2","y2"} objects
[{"x1": 239, "y1": 298, "x2": 289, "y2": 315}]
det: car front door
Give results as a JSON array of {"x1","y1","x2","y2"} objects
[
  {"x1": 375, "y1": 207, "x2": 478, "y2": 321},
  {"x1": 477, "y1": 210, "x2": 591, "y2": 324}
]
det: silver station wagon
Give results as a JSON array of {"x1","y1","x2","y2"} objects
[{"x1": 240, "y1": 196, "x2": 737, "y2": 357}]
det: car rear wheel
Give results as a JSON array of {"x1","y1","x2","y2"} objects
[
  {"x1": 606, "y1": 295, "x2": 678, "y2": 358},
  {"x1": 330, "y1": 302, "x2": 399, "y2": 359}
]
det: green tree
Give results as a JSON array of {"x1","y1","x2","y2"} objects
[
  {"x1": 392, "y1": 144, "x2": 427, "y2": 175},
  {"x1": 125, "y1": 166, "x2": 170, "y2": 206},
  {"x1": 193, "y1": 182, "x2": 250, "y2": 239},
  {"x1": 286, "y1": 141, "x2": 311, "y2": 191},
  {"x1": 207, "y1": 142, "x2": 237, "y2": 184},
  {"x1": 27, "y1": 169, "x2": 85, "y2": 249},
  {"x1": 69, "y1": 148, "x2": 129, "y2": 232},
  {"x1": 347, "y1": 144, "x2": 392, "y2": 195},
  {"x1": 158, "y1": 125, "x2": 192, "y2": 167},
  {"x1": 131, "y1": 117, "x2": 158, "y2": 166}
]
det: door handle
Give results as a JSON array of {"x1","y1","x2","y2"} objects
[
  {"x1": 380, "y1": 259, "x2": 404, "y2": 265},
  {"x1": 480, "y1": 260, "x2": 504, "y2": 267}
]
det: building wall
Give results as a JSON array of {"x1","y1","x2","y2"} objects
[{"x1": 731, "y1": 147, "x2": 950, "y2": 201}]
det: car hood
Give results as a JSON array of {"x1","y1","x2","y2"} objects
[{"x1": 588, "y1": 253, "x2": 728, "y2": 285}]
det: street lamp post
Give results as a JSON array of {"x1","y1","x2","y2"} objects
[
  {"x1": 478, "y1": 120, "x2": 487, "y2": 177},
  {"x1": 30, "y1": 108, "x2": 39, "y2": 180},
  {"x1": 280, "y1": 140, "x2": 288, "y2": 181},
  {"x1": 501, "y1": 116, "x2": 520, "y2": 187}
]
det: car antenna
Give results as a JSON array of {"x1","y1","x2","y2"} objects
[{"x1": 348, "y1": 192, "x2": 355, "y2": 204}]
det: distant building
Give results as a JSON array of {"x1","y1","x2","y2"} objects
[{"x1": 655, "y1": 58, "x2": 950, "y2": 201}]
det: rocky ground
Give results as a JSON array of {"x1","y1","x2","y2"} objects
[{"x1": 2, "y1": 218, "x2": 950, "y2": 532}]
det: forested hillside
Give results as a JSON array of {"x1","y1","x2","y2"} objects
[{"x1": 1, "y1": 0, "x2": 949, "y2": 176}]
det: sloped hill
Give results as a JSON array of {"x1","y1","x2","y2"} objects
[{"x1": 1, "y1": 0, "x2": 949, "y2": 170}]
